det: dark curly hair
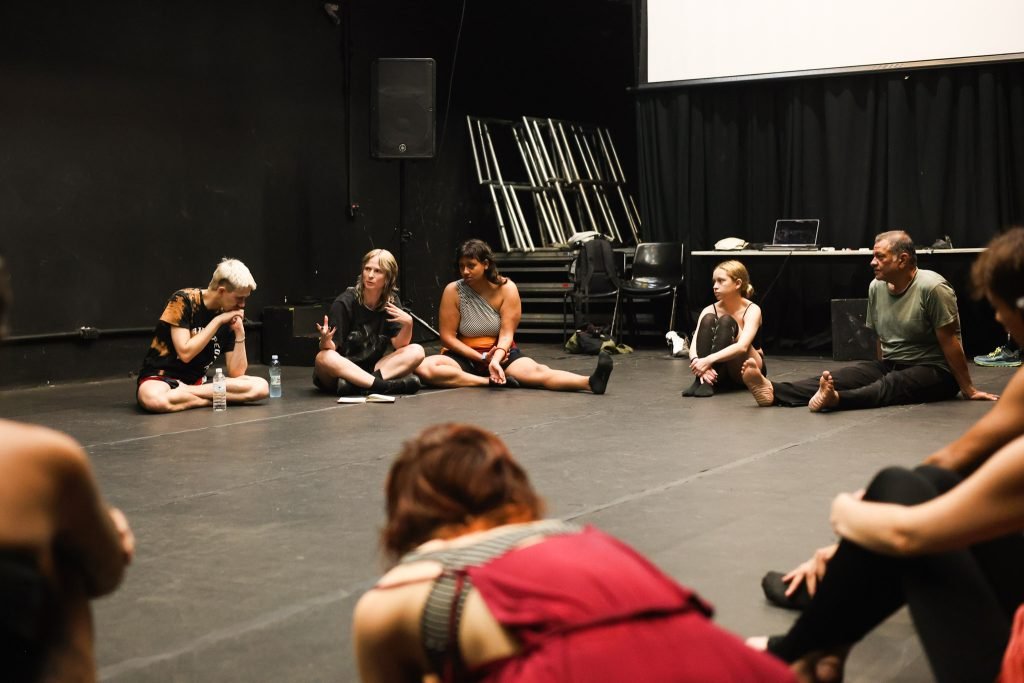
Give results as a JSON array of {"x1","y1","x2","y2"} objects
[
  {"x1": 382, "y1": 423, "x2": 544, "y2": 558},
  {"x1": 971, "y1": 227, "x2": 1024, "y2": 309},
  {"x1": 456, "y1": 239, "x2": 506, "y2": 285}
]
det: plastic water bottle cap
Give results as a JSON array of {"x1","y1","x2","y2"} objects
[{"x1": 272, "y1": 355, "x2": 278, "y2": 360}]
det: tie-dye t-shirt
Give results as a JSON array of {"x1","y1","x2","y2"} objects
[{"x1": 138, "y1": 288, "x2": 235, "y2": 384}]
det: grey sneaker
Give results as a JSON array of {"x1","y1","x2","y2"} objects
[{"x1": 973, "y1": 346, "x2": 1022, "y2": 367}]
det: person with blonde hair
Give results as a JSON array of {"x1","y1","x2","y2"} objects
[
  {"x1": 682, "y1": 259, "x2": 765, "y2": 397},
  {"x1": 313, "y1": 249, "x2": 423, "y2": 396},
  {"x1": 353, "y1": 422, "x2": 795, "y2": 683},
  {"x1": 136, "y1": 257, "x2": 269, "y2": 413},
  {"x1": 0, "y1": 254, "x2": 135, "y2": 681}
]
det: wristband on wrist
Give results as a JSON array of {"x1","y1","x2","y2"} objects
[{"x1": 235, "y1": 337, "x2": 246, "y2": 343}]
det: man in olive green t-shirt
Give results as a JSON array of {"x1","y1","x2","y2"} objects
[{"x1": 741, "y1": 230, "x2": 998, "y2": 411}]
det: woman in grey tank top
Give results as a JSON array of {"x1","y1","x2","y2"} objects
[{"x1": 416, "y1": 239, "x2": 615, "y2": 394}]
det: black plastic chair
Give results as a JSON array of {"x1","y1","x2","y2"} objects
[
  {"x1": 611, "y1": 242, "x2": 684, "y2": 342},
  {"x1": 562, "y1": 237, "x2": 621, "y2": 343}
]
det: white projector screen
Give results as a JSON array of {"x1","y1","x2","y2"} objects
[{"x1": 644, "y1": 0, "x2": 1024, "y2": 86}]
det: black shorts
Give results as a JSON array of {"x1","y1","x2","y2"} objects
[
  {"x1": 441, "y1": 347, "x2": 525, "y2": 377},
  {"x1": 136, "y1": 374, "x2": 204, "y2": 389}
]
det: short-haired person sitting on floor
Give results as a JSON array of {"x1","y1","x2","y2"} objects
[
  {"x1": 353, "y1": 422, "x2": 796, "y2": 683},
  {"x1": 741, "y1": 230, "x2": 997, "y2": 411},
  {"x1": 136, "y1": 258, "x2": 269, "y2": 413},
  {"x1": 0, "y1": 254, "x2": 135, "y2": 682},
  {"x1": 415, "y1": 239, "x2": 614, "y2": 393},
  {"x1": 683, "y1": 259, "x2": 765, "y2": 398},
  {"x1": 749, "y1": 228, "x2": 1024, "y2": 683},
  {"x1": 313, "y1": 249, "x2": 424, "y2": 396}
]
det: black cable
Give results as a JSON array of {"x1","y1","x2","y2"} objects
[
  {"x1": 435, "y1": 0, "x2": 467, "y2": 159},
  {"x1": 756, "y1": 251, "x2": 793, "y2": 306}
]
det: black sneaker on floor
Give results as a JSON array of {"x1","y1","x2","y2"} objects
[
  {"x1": 335, "y1": 378, "x2": 359, "y2": 396},
  {"x1": 761, "y1": 570, "x2": 811, "y2": 611},
  {"x1": 384, "y1": 375, "x2": 421, "y2": 395}
]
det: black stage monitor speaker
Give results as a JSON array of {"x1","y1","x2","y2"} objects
[
  {"x1": 831, "y1": 298, "x2": 878, "y2": 361},
  {"x1": 371, "y1": 58, "x2": 436, "y2": 159},
  {"x1": 261, "y1": 305, "x2": 325, "y2": 366}
]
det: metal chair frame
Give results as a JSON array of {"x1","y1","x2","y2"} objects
[{"x1": 610, "y1": 242, "x2": 685, "y2": 342}]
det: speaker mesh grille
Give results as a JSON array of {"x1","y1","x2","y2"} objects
[{"x1": 372, "y1": 59, "x2": 435, "y2": 158}]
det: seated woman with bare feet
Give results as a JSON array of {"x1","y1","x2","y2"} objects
[
  {"x1": 415, "y1": 239, "x2": 614, "y2": 394},
  {"x1": 748, "y1": 228, "x2": 1024, "y2": 683},
  {"x1": 313, "y1": 249, "x2": 424, "y2": 397},
  {"x1": 0, "y1": 255, "x2": 134, "y2": 682},
  {"x1": 682, "y1": 260, "x2": 764, "y2": 397},
  {"x1": 353, "y1": 422, "x2": 795, "y2": 683}
]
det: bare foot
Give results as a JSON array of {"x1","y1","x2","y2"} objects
[
  {"x1": 742, "y1": 358, "x2": 774, "y2": 406},
  {"x1": 808, "y1": 371, "x2": 839, "y2": 412}
]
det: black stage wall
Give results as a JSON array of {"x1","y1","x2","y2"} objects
[{"x1": 0, "y1": 0, "x2": 635, "y2": 387}]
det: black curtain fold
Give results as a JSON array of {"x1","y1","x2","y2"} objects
[{"x1": 637, "y1": 63, "x2": 1024, "y2": 251}]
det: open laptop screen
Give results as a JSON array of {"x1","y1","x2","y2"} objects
[{"x1": 771, "y1": 219, "x2": 820, "y2": 247}]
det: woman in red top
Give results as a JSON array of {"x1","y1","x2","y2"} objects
[{"x1": 353, "y1": 423, "x2": 795, "y2": 683}]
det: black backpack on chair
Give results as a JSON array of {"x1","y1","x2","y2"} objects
[{"x1": 569, "y1": 237, "x2": 620, "y2": 330}]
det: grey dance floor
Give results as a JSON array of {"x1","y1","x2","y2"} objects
[{"x1": 1, "y1": 344, "x2": 1016, "y2": 682}]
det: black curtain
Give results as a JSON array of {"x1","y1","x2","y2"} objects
[
  {"x1": 636, "y1": 62, "x2": 1024, "y2": 251},
  {"x1": 635, "y1": 63, "x2": 1022, "y2": 352}
]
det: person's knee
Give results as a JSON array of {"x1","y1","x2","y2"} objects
[
  {"x1": 249, "y1": 377, "x2": 270, "y2": 400},
  {"x1": 529, "y1": 363, "x2": 552, "y2": 377},
  {"x1": 405, "y1": 343, "x2": 426, "y2": 363},
  {"x1": 912, "y1": 464, "x2": 962, "y2": 494},
  {"x1": 717, "y1": 314, "x2": 739, "y2": 335},
  {"x1": 697, "y1": 313, "x2": 717, "y2": 330},
  {"x1": 137, "y1": 387, "x2": 172, "y2": 413},
  {"x1": 414, "y1": 357, "x2": 442, "y2": 380},
  {"x1": 314, "y1": 349, "x2": 339, "y2": 371},
  {"x1": 865, "y1": 466, "x2": 937, "y2": 505}
]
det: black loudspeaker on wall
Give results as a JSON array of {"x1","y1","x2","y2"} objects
[{"x1": 371, "y1": 58, "x2": 436, "y2": 159}]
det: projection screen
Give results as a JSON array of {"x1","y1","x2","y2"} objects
[{"x1": 643, "y1": 0, "x2": 1024, "y2": 87}]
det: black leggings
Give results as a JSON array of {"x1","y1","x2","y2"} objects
[
  {"x1": 771, "y1": 465, "x2": 1024, "y2": 682},
  {"x1": 692, "y1": 313, "x2": 765, "y2": 387}
]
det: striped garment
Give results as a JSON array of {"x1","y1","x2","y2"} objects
[
  {"x1": 398, "y1": 520, "x2": 581, "y2": 677},
  {"x1": 456, "y1": 280, "x2": 502, "y2": 338}
]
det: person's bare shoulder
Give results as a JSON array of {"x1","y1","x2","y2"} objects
[
  {"x1": 354, "y1": 563, "x2": 436, "y2": 655},
  {"x1": 0, "y1": 419, "x2": 89, "y2": 477}
]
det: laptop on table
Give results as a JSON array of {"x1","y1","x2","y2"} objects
[{"x1": 762, "y1": 219, "x2": 820, "y2": 250}]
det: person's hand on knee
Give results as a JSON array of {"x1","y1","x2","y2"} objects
[{"x1": 782, "y1": 543, "x2": 838, "y2": 598}]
